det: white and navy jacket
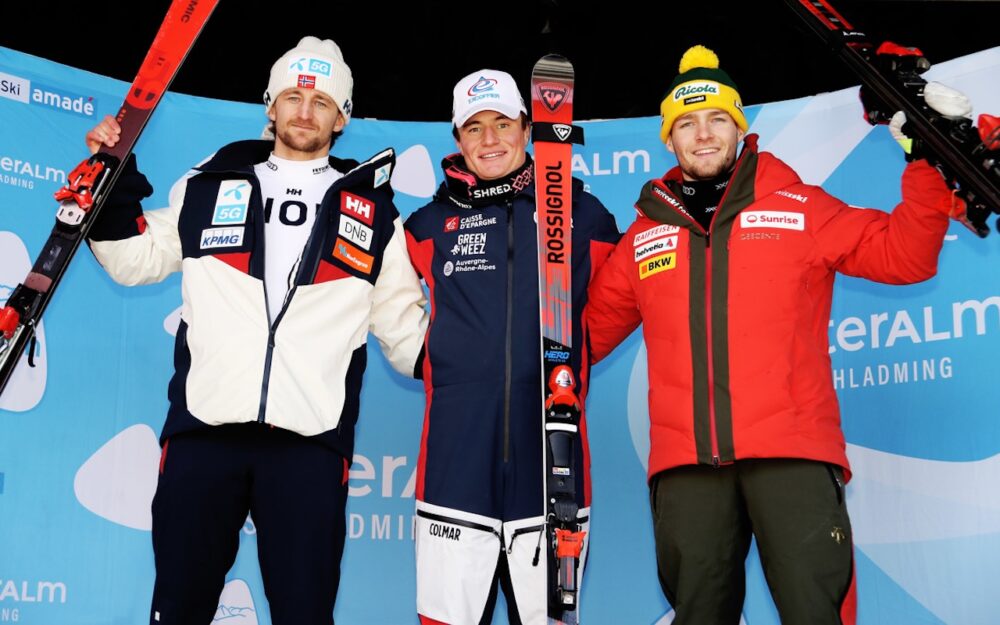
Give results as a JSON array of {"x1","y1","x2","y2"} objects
[{"x1": 89, "y1": 140, "x2": 428, "y2": 458}]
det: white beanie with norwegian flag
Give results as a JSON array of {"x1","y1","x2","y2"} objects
[{"x1": 263, "y1": 36, "x2": 354, "y2": 124}]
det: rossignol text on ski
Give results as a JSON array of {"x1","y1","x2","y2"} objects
[{"x1": 531, "y1": 53, "x2": 587, "y2": 625}]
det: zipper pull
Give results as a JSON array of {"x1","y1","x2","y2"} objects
[{"x1": 531, "y1": 526, "x2": 544, "y2": 566}]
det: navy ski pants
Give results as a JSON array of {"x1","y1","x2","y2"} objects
[{"x1": 149, "y1": 423, "x2": 348, "y2": 625}]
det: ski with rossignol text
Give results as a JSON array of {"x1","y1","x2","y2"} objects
[
  {"x1": 783, "y1": 0, "x2": 1000, "y2": 236},
  {"x1": 531, "y1": 53, "x2": 587, "y2": 625},
  {"x1": 0, "y1": 0, "x2": 220, "y2": 396}
]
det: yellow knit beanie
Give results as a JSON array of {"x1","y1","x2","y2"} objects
[{"x1": 659, "y1": 45, "x2": 747, "y2": 142}]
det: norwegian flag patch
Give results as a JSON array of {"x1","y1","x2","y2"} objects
[{"x1": 297, "y1": 74, "x2": 316, "y2": 89}]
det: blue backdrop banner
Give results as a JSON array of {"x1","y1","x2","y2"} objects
[{"x1": 1, "y1": 45, "x2": 998, "y2": 625}]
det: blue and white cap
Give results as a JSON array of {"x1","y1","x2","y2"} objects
[
  {"x1": 452, "y1": 69, "x2": 526, "y2": 128},
  {"x1": 264, "y1": 36, "x2": 354, "y2": 124}
]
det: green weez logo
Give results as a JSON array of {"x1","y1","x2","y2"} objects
[{"x1": 673, "y1": 82, "x2": 719, "y2": 100}]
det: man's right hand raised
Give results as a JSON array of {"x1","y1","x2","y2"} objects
[{"x1": 85, "y1": 114, "x2": 122, "y2": 155}]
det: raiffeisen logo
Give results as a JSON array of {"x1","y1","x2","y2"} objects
[
  {"x1": 0, "y1": 232, "x2": 47, "y2": 412},
  {"x1": 30, "y1": 82, "x2": 97, "y2": 118}
]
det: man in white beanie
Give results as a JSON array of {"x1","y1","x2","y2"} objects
[
  {"x1": 403, "y1": 69, "x2": 619, "y2": 625},
  {"x1": 84, "y1": 36, "x2": 427, "y2": 625}
]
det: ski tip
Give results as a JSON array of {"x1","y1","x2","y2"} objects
[{"x1": 533, "y1": 54, "x2": 574, "y2": 76}]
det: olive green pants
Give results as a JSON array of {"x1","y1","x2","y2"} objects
[{"x1": 650, "y1": 458, "x2": 855, "y2": 625}]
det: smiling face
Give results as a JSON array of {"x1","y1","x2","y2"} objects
[
  {"x1": 665, "y1": 108, "x2": 746, "y2": 181},
  {"x1": 269, "y1": 88, "x2": 346, "y2": 160},
  {"x1": 455, "y1": 110, "x2": 530, "y2": 180}
]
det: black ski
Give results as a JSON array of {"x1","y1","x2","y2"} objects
[
  {"x1": 531, "y1": 53, "x2": 587, "y2": 625},
  {"x1": 784, "y1": 0, "x2": 1000, "y2": 237},
  {"x1": 0, "y1": 0, "x2": 219, "y2": 396}
]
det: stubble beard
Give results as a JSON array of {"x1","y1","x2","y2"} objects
[
  {"x1": 277, "y1": 124, "x2": 330, "y2": 156},
  {"x1": 682, "y1": 147, "x2": 737, "y2": 181}
]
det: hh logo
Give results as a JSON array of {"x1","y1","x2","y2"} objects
[
  {"x1": 639, "y1": 252, "x2": 677, "y2": 280},
  {"x1": 341, "y1": 191, "x2": 374, "y2": 226},
  {"x1": 444, "y1": 216, "x2": 459, "y2": 232}
]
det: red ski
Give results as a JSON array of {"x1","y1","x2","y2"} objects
[
  {"x1": 784, "y1": 0, "x2": 1000, "y2": 236},
  {"x1": 0, "y1": 0, "x2": 219, "y2": 395},
  {"x1": 532, "y1": 53, "x2": 587, "y2": 625}
]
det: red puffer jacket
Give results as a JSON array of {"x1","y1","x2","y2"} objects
[{"x1": 586, "y1": 135, "x2": 954, "y2": 481}]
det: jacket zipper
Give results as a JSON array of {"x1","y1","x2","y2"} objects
[
  {"x1": 652, "y1": 181, "x2": 721, "y2": 465},
  {"x1": 256, "y1": 176, "x2": 338, "y2": 424},
  {"x1": 504, "y1": 200, "x2": 515, "y2": 462},
  {"x1": 702, "y1": 151, "x2": 746, "y2": 466},
  {"x1": 704, "y1": 232, "x2": 720, "y2": 466}
]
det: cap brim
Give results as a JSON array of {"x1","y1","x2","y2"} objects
[{"x1": 454, "y1": 102, "x2": 526, "y2": 128}]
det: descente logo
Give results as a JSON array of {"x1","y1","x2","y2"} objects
[
  {"x1": 673, "y1": 82, "x2": 719, "y2": 100},
  {"x1": 740, "y1": 211, "x2": 805, "y2": 231}
]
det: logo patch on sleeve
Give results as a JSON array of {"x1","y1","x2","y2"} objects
[
  {"x1": 374, "y1": 164, "x2": 391, "y2": 188},
  {"x1": 332, "y1": 237, "x2": 374, "y2": 274},
  {"x1": 200, "y1": 227, "x2": 245, "y2": 249},
  {"x1": 633, "y1": 224, "x2": 680, "y2": 246},
  {"x1": 634, "y1": 236, "x2": 677, "y2": 261},
  {"x1": 338, "y1": 215, "x2": 374, "y2": 251},
  {"x1": 212, "y1": 180, "x2": 251, "y2": 225},
  {"x1": 638, "y1": 252, "x2": 677, "y2": 279},
  {"x1": 340, "y1": 191, "x2": 374, "y2": 226},
  {"x1": 740, "y1": 211, "x2": 805, "y2": 231}
]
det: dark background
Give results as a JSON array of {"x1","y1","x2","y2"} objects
[{"x1": 2, "y1": 1, "x2": 996, "y2": 121}]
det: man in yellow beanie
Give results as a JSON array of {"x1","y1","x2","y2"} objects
[
  {"x1": 585, "y1": 44, "x2": 970, "y2": 625},
  {"x1": 82, "y1": 36, "x2": 428, "y2": 625}
]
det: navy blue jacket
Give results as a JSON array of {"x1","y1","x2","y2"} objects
[{"x1": 404, "y1": 155, "x2": 619, "y2": 521}]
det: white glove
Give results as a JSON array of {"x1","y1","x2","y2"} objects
[{"x1": 889, "y1": 82, "x2": 972, "y2": 154}]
